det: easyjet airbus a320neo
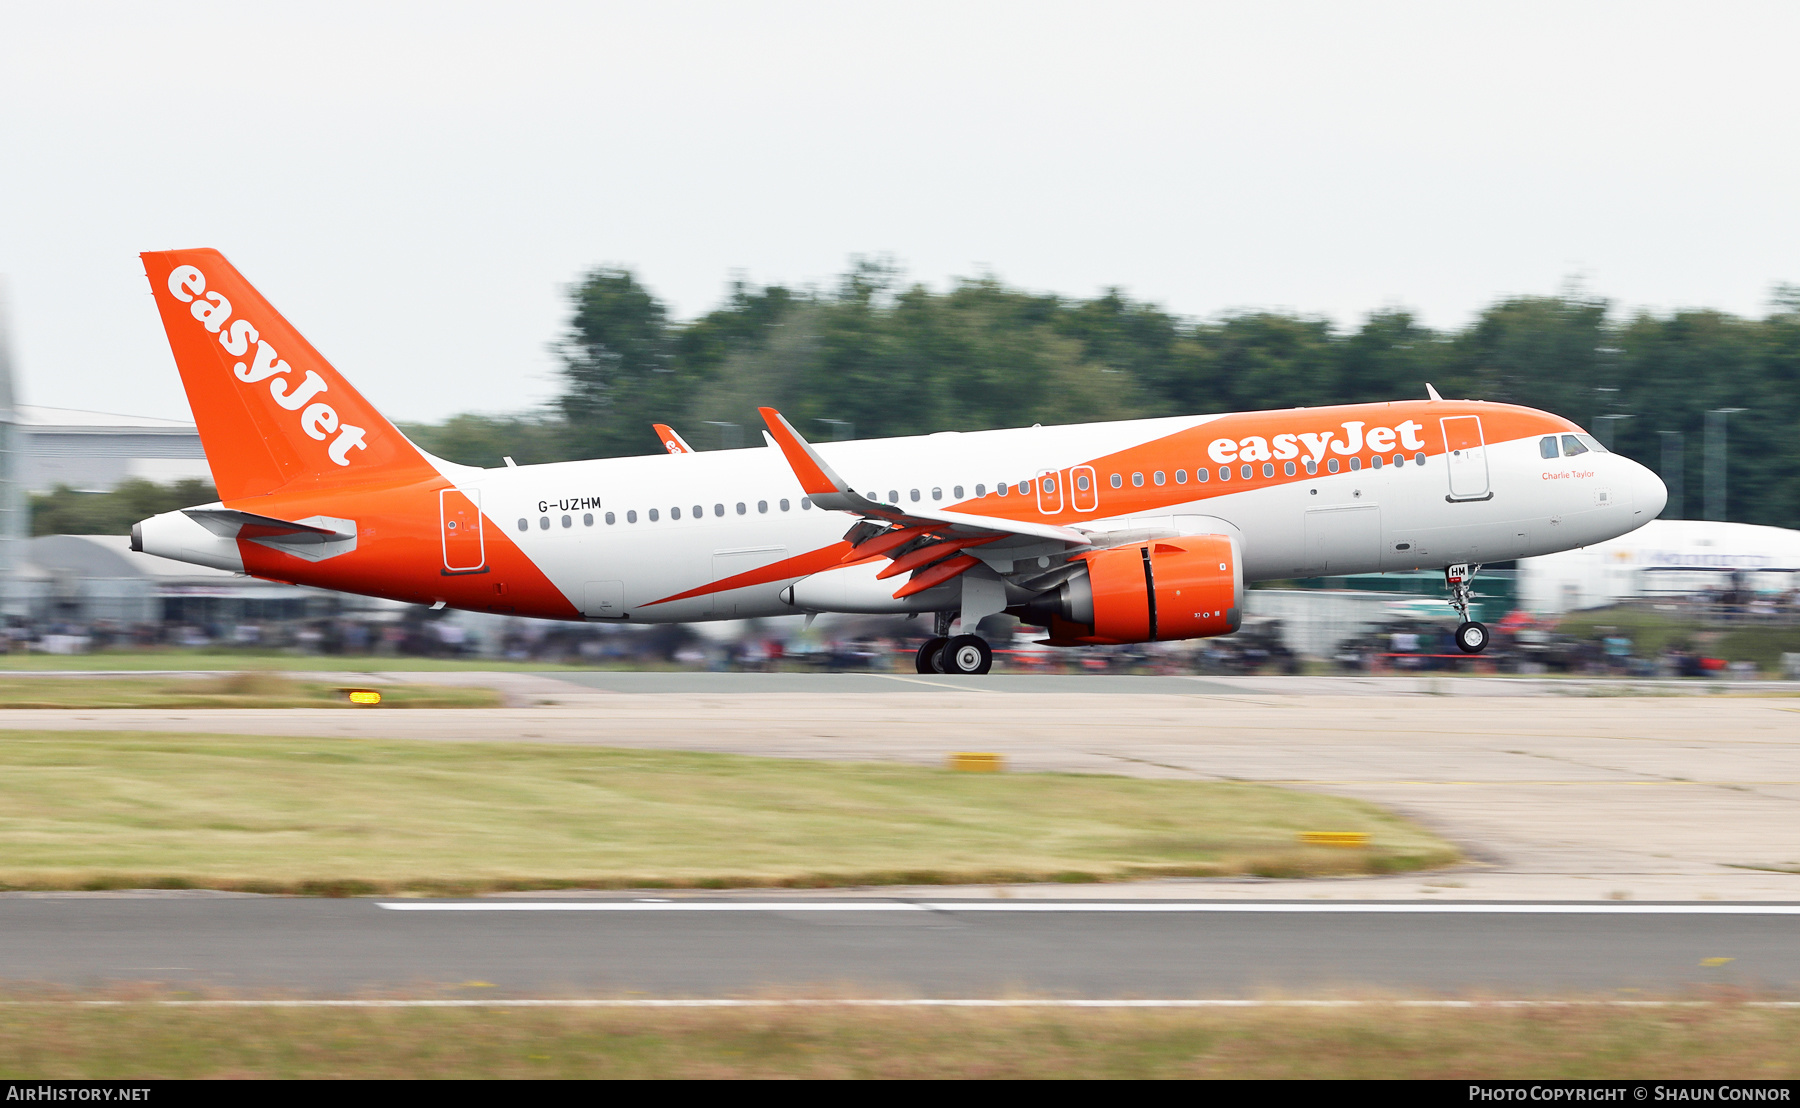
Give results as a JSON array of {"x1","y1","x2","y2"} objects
[{"x1": 131, "y1": 249, "x2": 1667, "y2": 674}]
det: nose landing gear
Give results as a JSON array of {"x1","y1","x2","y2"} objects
[{"x1": 1444, "y1": 563, "x2": 1489, "y2": 654}]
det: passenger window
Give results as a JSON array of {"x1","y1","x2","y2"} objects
[
  {"x1": 1371, "y1": 456, "x2": 1383, "y2": 470},
  {"x1": 1262, "y1": 463, "x2": 1274, "y2": 478},
  {"x1": 516, "y1": 518, "x2": 527, "y2": 532},
  {"x1": 562, "y1": 514, "x2": 572, "y2": 528},
  {"x1": 1110, "y1": 473, "x2": 1122, "y2": 488},
  {"x1": 954, "y1": 486, "x2": 964, "y2": 498},
  {"x1": 736, "y1": 502, "x2": 747, "y2": 515},
  {"x1": 910, "y1": 489, "x2": 921, "y2": 502},
  {"x1": 1153, "y1": 471, "x2": 1166, "y2": 485},
  {"x1": 648, "y1": 509, "x2": 659, "y2": 522},
  {"x1": 889, "y1": 490, "x2": 898, "y2": 503},
  {"x1": 975, "y1": 484, "x2": 986, "y2": 497},
  {"x1": 713, "y1": 503, "x2": 724, "y2": 516},
  {"x1": 1393, "y1": 454, "x2": 1403, "y2": 468},
  {"x1": 1540, "y1": 436, "x2": 1560, "y2": 459},
  {"x1": 758, "y1": 500, "x2": 768, "y2": 513},
  {"x1": 1043, "y1": 477, "x2": 1055, "y2": 493},
  {"x1": 1174, "y1": 469, "x2": 1188, "y2": 484},
  {"x1": 1219, "y1": 466, "x2": 1231, "y2": 481},
  {"x1": 998, "y1": 483, "x2": 1009, "y2": 496},
  {"x1": 1349, "y1": 458, "x2": 1361, "y2": 472},
  {"x1": 671, "y1": 507, "x2": 681, "y2": 520},
  {"x1": 779, "y1": 499, "x2": 790, "y2": 511},
  {"x1": 1241, "y1": 464, "x2": 1253, "y2": 479},
  {"x1": 932, "y1": 487, "x2": 942, "y2": 500},
  {"x1": 626, "y1": 510, "x2": 637, "y2": 523},
  {"x1": 1414, "y1": 452, "x2": 1426, "y2": 465},
  {"x1": 1305, "y1": 459, "x2": 1317, "y2": 474},
  {"x1": 1196, "y1": 467, "x2": 1209, "y2": 483},
  {"x1": 1327, "y1": 459, "x2": 1339, "y2": 473},
  {"x1": 1132, "y1": 472, "x2": 1144, "y2": 487},
  {"x1": 801, "y1": 497, "x2": 811, "y2": 509},
  {"x1": 583, "y1": 512, "x2": 594, "y2": 526},
  {"x1": 1562, "y1": 434, "x2": 1588, "y2": 457},
  {"x1": 1284, "y1": 461, "x2": 1296, "y2": 476},
  {"x1": 1020, "y1": 480, "x2": 1032, "y2": 495},
  {"x1": 539, "y1": 516, "x2": 550, "y2": 529},
  {"x1": 1074, "y1": 475, "x2": 1089, "y2": 492},
  {"x1": 605, "y1": 512, "x2": 615, "y2": 525}
]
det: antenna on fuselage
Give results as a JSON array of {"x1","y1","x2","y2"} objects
[{"x1": 1425, "y1": 383, "x2": 1443, "y2": 401}]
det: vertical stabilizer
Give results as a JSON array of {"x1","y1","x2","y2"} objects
[{"x1": 140, "y1": 249, "x2": 437, "y2": 501}]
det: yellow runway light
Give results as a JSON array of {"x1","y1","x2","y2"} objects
[
  {"x1": 1299, "y1": 831, "x2": 1369, "y2": 847},
  {"x1": 949, "y1": 752, "x2": 1004, "y2": 772},
  {"x1": 345, "y1": 689, "x2": 383, "y2": 706}
]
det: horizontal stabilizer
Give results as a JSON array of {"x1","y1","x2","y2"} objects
[{"x1": 183, "y1": 507, "x2": 349, "y2": 541}]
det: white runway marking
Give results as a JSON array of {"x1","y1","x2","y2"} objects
[
  {"x1": 375, "y1": 900, "x2": 1800, "y2": 915},
  {"x1": 47, "y1": 999, "x2": 1800, "y2": 1009}
]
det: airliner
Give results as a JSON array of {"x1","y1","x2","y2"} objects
[{"x1": 131, "y1": 249, "x2": 1668, "y2": 674}]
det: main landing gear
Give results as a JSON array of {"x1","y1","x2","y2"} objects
[
  {"x1": 1444, "y1": 563, "x2": 1490, "y2": 654},
  {"x1": 916, "y1": 613, "x2": 995, "y2": 675}
]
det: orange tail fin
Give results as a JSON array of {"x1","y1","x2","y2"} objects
[{"x1": 141, "y1": 249, "x2": 437, "y2": 501}]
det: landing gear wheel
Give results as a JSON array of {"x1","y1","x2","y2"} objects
[
  {"x1": 916, "y1": 637, "x2": 948, "y2": 674},
  {"x1": 941, "y1": 634, "x2": 993, "y2": 675},
  {"x1": 1455, "y1": 621, "x2": 1490, "y2": 654}
]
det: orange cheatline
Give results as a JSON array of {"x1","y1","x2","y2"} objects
[
  {"x1": 875, "y1": 535, "x2": 999, "y2": 581},
  {"x1": 843, "y1": 522, "x2": 935, "y2": 564},
  {"x1": 892, "y1": 553, "x2": 980, "y2": 599}
]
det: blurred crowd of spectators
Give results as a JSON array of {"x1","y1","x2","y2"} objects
[{"x1": 1, "y1": 599, "x2": 1792, "y2": 678}]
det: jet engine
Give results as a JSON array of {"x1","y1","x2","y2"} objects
[{"x1": 1017, "y1": 534, "x2": 1242, "y2": 646}]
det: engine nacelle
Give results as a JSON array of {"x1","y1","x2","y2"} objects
[{"x1": 1021, "y1": 534, "x2": 1242, "y2": 646}]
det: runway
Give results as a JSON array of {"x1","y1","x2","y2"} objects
[
  {"x1": 5, "y1": 673, "x2": 1798, "y2": 998},
  {"x1": 5, "y1": 672, "x2": 1799, "y2": 899},
  {"x1": 3, "y1": 895, "x2": 1795, "y2": 997}
]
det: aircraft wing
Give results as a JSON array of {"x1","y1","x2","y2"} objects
[
  {"x1": 653, "y1": 424, "x2": 694, "y2": 454},
  {"x1": 758, "y1": 406, "x2": 1092, "y2": 599}
]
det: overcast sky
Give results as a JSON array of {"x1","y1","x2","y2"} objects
[{"x1": 2, "y1": 1, "x2": 1795, "y2": 423}]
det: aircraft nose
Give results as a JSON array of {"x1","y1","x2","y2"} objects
[{"x1": 1629, "y1": 457, "x2": 1667, "y2": 519}]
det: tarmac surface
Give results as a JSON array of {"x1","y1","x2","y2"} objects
[
  {"x1": 3, "y1": 895, "x2": 1796, "y2": 998},
  {"x1": 4, "y1": 671, "x2": 1797, "y2": 901},
  {"x1": 4, "y1": 671, "x2": 1798, "y2": 996}
]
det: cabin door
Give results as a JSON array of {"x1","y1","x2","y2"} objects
[
  {"x1": 439, "y1": 488, "x2": 486, "y2": 572},
  {"x1": 1440, "y1": 416, "x2": 1492, "y2": 501}
]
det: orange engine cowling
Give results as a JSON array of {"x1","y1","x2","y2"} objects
[{"x1": 1043, "y1": 535, "x2": 1242, "y2": 646}]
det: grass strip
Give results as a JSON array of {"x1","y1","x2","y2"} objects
[
  {"x1": 0, "y1": 730, "x2": 1455, "y2": 891},
  {"x1": 0, "y1": 673, "x2": 502, "y2": 709},
  {"x1": 1, "y1": 1000, "x2": 1796, "y2": 1078},
  {"x1": 0, "y1": 651, "x2": 652, "y2": 672}
]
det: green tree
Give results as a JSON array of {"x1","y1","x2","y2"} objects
[
  {"x1": 400, "y1": 261, "x2": 1800, "y2": 530},
  {"x1": 30, "y1": 478, "x2": 218, "y2": 536}
]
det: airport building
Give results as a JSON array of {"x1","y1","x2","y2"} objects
[{"x1": 13, "y1": 405, "x2": 209, "y2": 493}]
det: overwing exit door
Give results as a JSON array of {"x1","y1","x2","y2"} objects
[
  {"x1": 1035, "y1": 469, "x2": 1064, "y2": 514},
  {"x1": 1440, "y1": 416, "x2": 1492, "y2": 501},
  {"x1": 440, "y1": 488, "x2": 486, "y2": 572}
]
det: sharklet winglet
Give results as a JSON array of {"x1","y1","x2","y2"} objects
[{"x1": 756, "y1": 407, "x2": 893, "y2": 515}]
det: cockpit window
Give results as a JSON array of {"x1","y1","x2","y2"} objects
[
  {"x1": 1576, "y1": 433, "x2": 1608, "y2": 453},
  {"x1": 1561, "y1": 434, "x2": 1588, "y2": 457},
  {"x1": 1540, "y1": 436, "x2": 1560, "y2": 459}
]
